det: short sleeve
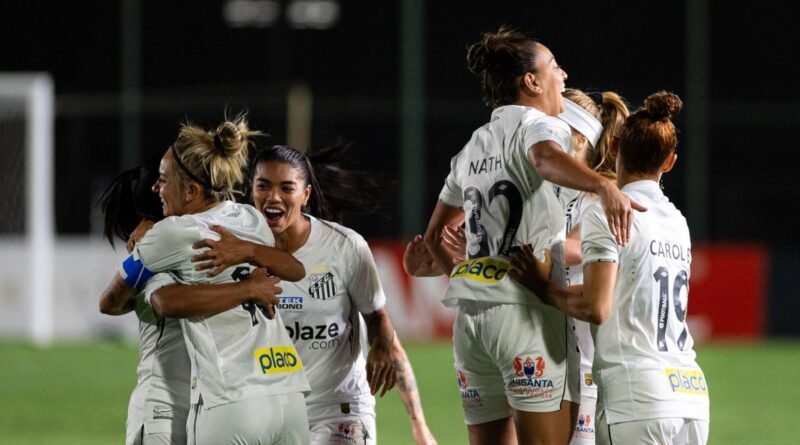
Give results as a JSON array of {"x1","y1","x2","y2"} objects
[
  {"x1": 136, "y1": 216, "x2": 200, "y2": 273},
  {"x1": 581, "y1": 201, "x2": 619, "y2": 266},
  {"x1": 521, "y1": 115, "x2": 573, "y2": 157},
  {"x1": 438, "y1": 153, "x2": 463, "y2": 207},
  {"x1": 142, "y1": 273, "x2": 177, "y2": 306},
  {"x1": 345, "y1": 235, "x2": 387, "y2": 315}
]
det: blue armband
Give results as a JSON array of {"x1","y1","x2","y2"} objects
[{"x1": 121, "y1": 254, "x2": 155, "y2": 288}]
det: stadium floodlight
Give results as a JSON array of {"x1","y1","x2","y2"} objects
[{"x1": 0, "y1": 73, "x2": 54, "y2": 346}]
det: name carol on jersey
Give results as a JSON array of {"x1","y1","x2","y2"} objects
[
  {"x1": 650, "y1": 240, "x2": 691, "y2": 263},
  {"x1": 253, "y1": 346, "x2": 303, "y2": 375}
]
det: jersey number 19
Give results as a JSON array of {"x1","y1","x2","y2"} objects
[{"x1": 654, "y1": 266, "x2": 689, "y2": 352}]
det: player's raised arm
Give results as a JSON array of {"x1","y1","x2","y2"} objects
[
  {"x1": 192, "y1": 225, "x2": 305, "y2": 281},
  {"x1": 150, "y1": 268, "x2": 281, "y2": 319}
]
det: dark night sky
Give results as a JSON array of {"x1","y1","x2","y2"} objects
[{"x1": 2, "y1": 0, "x2": 798, "y2": 243}]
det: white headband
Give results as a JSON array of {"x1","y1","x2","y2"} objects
[{"x1": 559, "y1": 98, "x2": 603, "y2": 148}]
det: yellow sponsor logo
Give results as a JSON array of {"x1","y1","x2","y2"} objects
[
  {"x1": 254, "y1": 345, "x2": 303, "y2": 375},
  {"x1": 665, "y1": 368, "x2": 708, "y2": 396},
  {"x1": 450, "y1": 257, "x2": 510, "y2": 283}
]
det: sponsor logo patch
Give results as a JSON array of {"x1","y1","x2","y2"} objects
[
  {"x1": 277, "y1": 296, "x2": 304, "y2": 311},
  {"x1": 450, "y1": 257, "x2": 510, "y2": 283},
  {"x1": 285, "y1": 321, "x2": 341, "y2": 350},
  {"x1": 508, "y1": 355, "x2": 554, "y2": 398},
  {"x1": 574, "y1": 414, "x2": 595, "y2": 440},
  {"x1": 665, "y1": 368, "x2": 708, "y2": 396},
  {"x1": 330, "y1": 423, "x2": 362, "y2": 444},
  {"x1": 253, "y1": 345, "x2": 303, "y2": 375},
  {"x1": 455, "y1": 369, "x2": 482, "y2": 409}
]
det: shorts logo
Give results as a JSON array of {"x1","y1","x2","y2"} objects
[
  {"x1": 456, "y1": 369, "x2": 482, "y2": 409},
  {"x1": 330, "y1": 423, "x2": 361, "y2": 444},
  {"x1": 277, "y1": 296, "x2": 304, "y2": 311},
  {"x1": 508, "y1": 355, "x2": 554, "y2": 399},
  {"x1": 309, "y1": 272, "x2": 336, "y2": 300},
  {"x1": 253, "y1": 345, "x2": 303, "y2": 375},
  {"x1": 575, "y1": 414, "x2": 595, "y2": 439},
  {"x1": 514, "y1": 355, "x2": 545, "y2": 378},
  {"x1": 665, "y1": 368, "x2": 708, "y2": 396},
  {"x1": 450, "y1": 257, "x2": 510, "y2": 283},
  {"x1": 456, "y1": 370, "x2": 468, "y2": 390}
]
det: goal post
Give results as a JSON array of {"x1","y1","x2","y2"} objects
[{"x1": 0, "y1": 73, "x2": 55, "y2": 346}]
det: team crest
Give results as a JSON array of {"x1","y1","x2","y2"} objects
[
  {"x1": 513, "y1": 355, "x2": 545, "y2": 378},
  {"x1": 308, "y1": 270, "x2": 336, "y2": 300}
]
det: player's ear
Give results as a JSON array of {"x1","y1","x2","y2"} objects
[
  {"x1": 521, "y1": 72, "x2": 541, "y2": 97},
  {"x1": 660, "y1": 153, "x2": 677, "y2": 173},
  {"x1": 610, "y1": 136, "x2": 620, "y2": 157},
  {"x1": 185, "y1": 181, "x2": 201, "y2": 202},
  {"x1": 302, "y1": 184, "x2": 312, "y2": 207}
]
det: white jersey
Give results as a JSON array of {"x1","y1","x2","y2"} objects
[
  {"x1": 277, "y1": 215, "x2": 385, "y2": 422},
  {"x1": 564, "y1": 191, "x2": 599, "y2": 399},
  {"x1": 438, "y1": 105, "x2": 572, "y2": 306},
  {"x1": 131, "y1": 201, "x2": 310, "y2": 409},
  {"x1": 126, "y1": 273, "x2": 190, "y2": 443},
  {"x1": 581, "y1": 180, "x2": 709, "y2": 424}
]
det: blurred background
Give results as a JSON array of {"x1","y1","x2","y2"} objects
[{"x1": 1, "y1": 1, "x2": 798, "y2": 444}]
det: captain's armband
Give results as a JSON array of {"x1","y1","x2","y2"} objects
[{"x1": 120, "y1": 253, "x2": 155, "y2": 288}]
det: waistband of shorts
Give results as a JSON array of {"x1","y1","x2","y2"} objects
[{"x1": 307, "y1": 398, "x2": 376, "y2": 422}]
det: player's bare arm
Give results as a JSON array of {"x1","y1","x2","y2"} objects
[
  {"x1": 363, "y1": 308, "x2": 398, "y2": 397},
  {"x1": 422, "y1": 202, "x2": 465, "y2": 276},
  {"x1": 99, "y1": 220, "x2": 157, "y2": 316},
  {"x1": 98, "y1": 272, "x2": 138, "y2": 315},
  {"x1": 509, "y1": 245, "x2": 616, "y2": 324},
  {"x1": 403, "y1": 225, "x2": 465, "y2": 277},
  {"x1": 529, "y1": 140, "x2": 645, "y2": 246},
  {"x1": 391, "y1": 335, "x2": 438, "y2": 445},
  {"x1": 192, "y1": 225, "x2": 305, "y2": 280},
  {"x1": 150, "y1": 268, "x2": 281, "y2": 319}
]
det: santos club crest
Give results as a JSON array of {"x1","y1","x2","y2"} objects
[{"x1": 308, "y1": 271, "x2": 336, "y2": 300}]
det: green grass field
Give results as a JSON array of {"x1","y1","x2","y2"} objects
[{"x1": 1, "y1": 340, "x2": 798, "y2": 444}]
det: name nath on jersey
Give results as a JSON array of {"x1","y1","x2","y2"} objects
[
  {"x1": 650, "y1": 240, "x2": 691, "y2": 263},
  {"x1": 665, "y1": 367, "x2": 708, "y2": 396},
  {"x1": 468, "y1": 156, "x2": 504, "y2": 176},
  {"x1": 450, "y1": 257, "x2": 510, "y2": 283},
  {"x1": 253, "y1": 345, "x2": 303, "y2": 375}
]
